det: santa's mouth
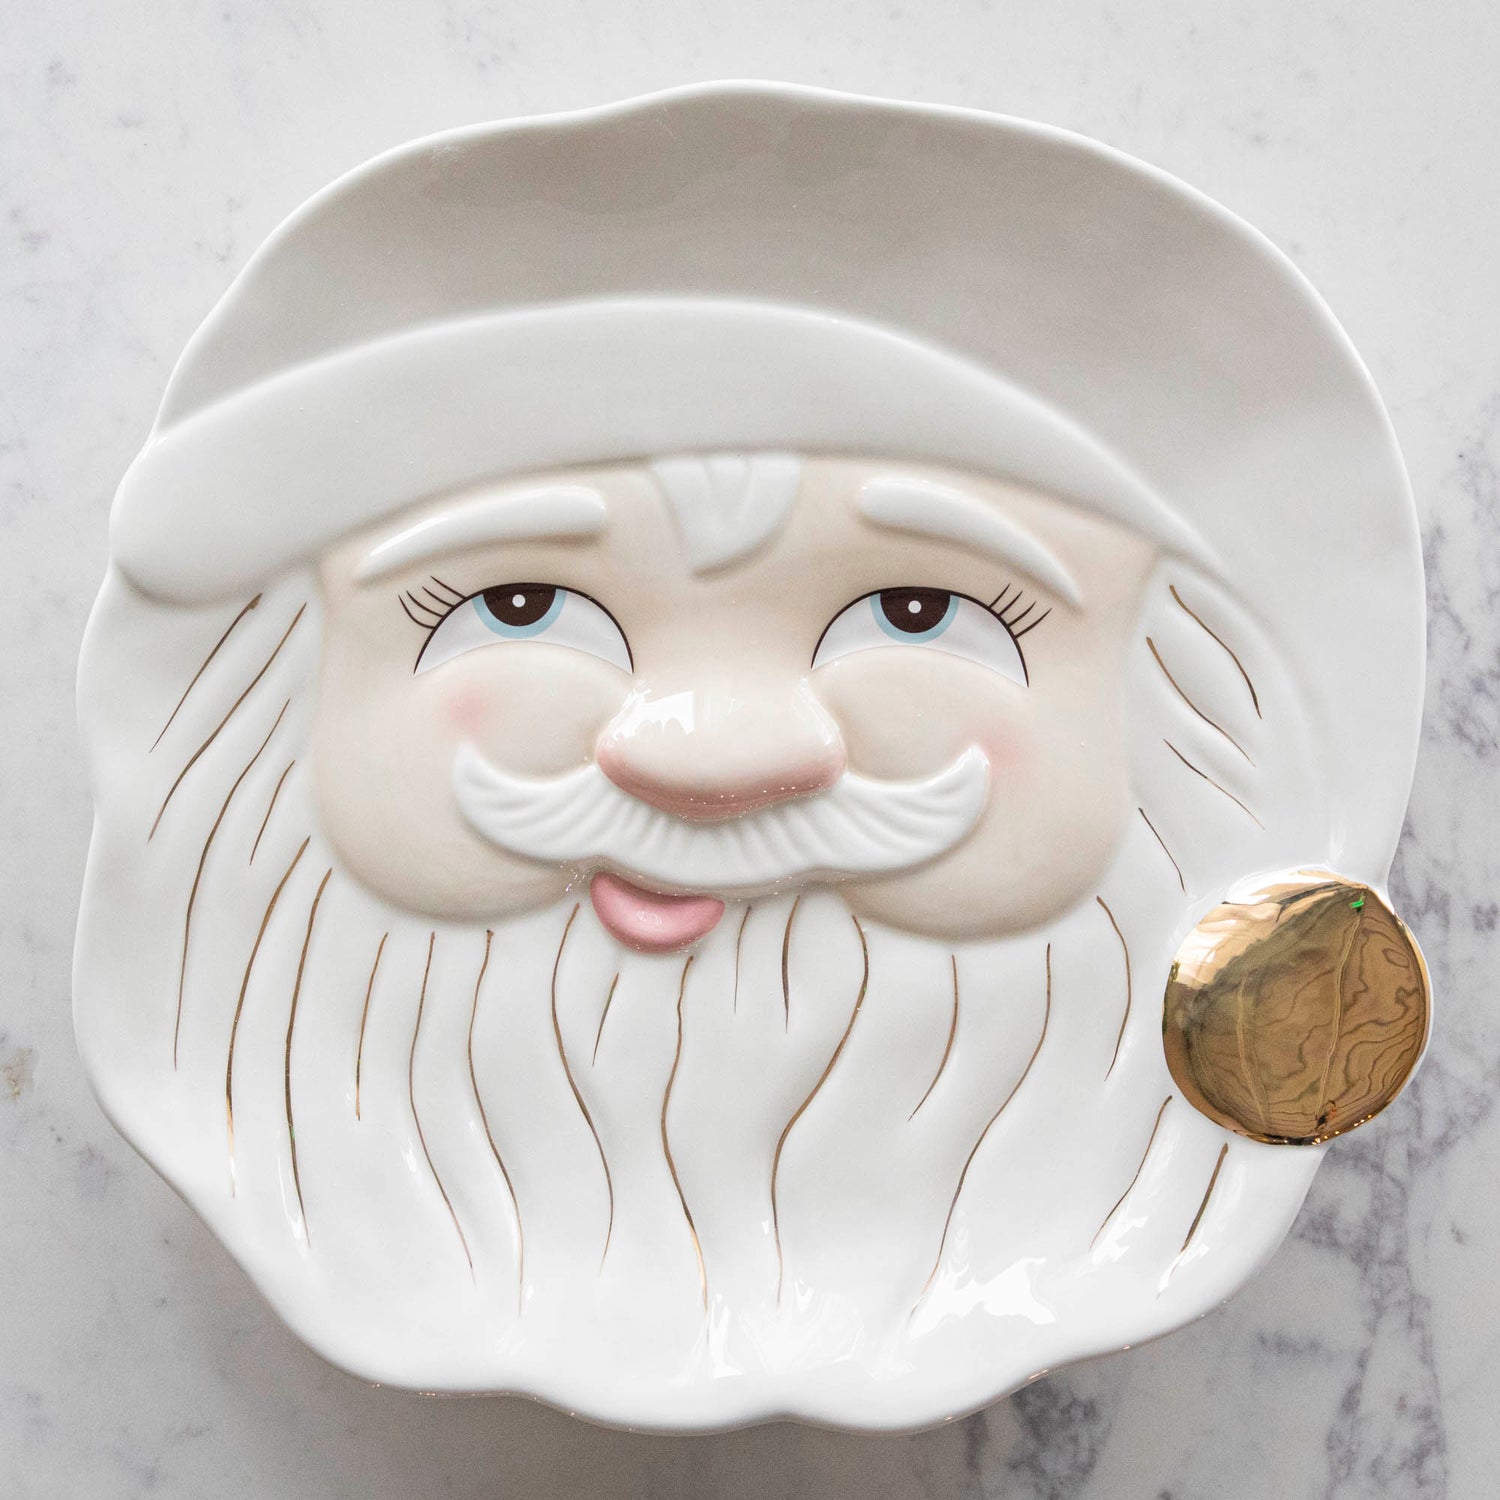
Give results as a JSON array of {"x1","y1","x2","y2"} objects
[{"x1": 589, "y1": 871, "x2": 726, "y2": 954}]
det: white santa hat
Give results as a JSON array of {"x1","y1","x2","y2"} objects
[
  {"x1": 106, "y1": 81, "x2": 1423, "y2": 865},
  {"x1": 112, "y1": 295, "x2": 1214, "y2": 602}
]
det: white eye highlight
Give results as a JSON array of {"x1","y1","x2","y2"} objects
[
  {"x1": 812, "y1": 588, "x2": 1030, "y2": 685},
  {"x1": 415, "y1": 585, "x2": 632, "y2": 674}
]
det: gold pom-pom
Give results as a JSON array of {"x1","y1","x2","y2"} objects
[{"x1": 1162, "y1": 872, "x2": 1430, "y2": 1145}]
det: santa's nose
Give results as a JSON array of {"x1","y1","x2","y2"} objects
[{"x1": 595, "y1": 679, "x2": 846, "y2": 822}]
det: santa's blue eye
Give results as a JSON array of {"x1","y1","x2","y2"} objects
[
  {"x1": 813, "y1": 587, "x2": 1030, "y2": 685},
  {"x1": 415, "y1": 584, "x2": 631, "y2": 674},
  {"x1": 474, "y1": 585, "x2": 564, "y2": 637},
  {"x1": 872, "y1": 588, "x2": 959, "y2": 642}
]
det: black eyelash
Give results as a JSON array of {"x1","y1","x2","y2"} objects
[
  {"x1": 398, "y1": 577, "x2": 474, "y2": 672},
  {"x1": 398, "y1": 576, "x2": 464, "y2": 629},
  {"x1": 988, "y1": 585, "x2": 1051, "y2": 639}
]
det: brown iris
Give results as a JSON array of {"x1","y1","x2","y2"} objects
[
  {"x1": 480, "y1": 585, "x2": 558, "y2": 628},
  {"x1": 878, "y1": 588, "x2": 954, "y2": 635}
]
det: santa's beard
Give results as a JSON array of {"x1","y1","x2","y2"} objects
[
  {"x1": 76, "y1": 565, "x2": 1328, "y2": 1429},
  {"x1": 150, "y1": 812, "x2": 1278, "y2": 1424}
]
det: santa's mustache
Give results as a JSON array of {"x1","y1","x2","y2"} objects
[{"x1": 450, "y1": 743, "x2": 990, "y2": 891}]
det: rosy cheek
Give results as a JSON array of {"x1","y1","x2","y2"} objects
[
  {"x1": 977, "y1": 723, "x2": 1030, "y2": 775},
  {"x1": 443, "y1": 682, "x2": 493, "y2": 738}
]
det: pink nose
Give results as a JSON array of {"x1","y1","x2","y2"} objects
[
  {"x1": 595, "y1": 679, "x2": 847, "y2": 822},
  {"x1": 596, "y1": 743, "x2": 844, "y2": 822}
]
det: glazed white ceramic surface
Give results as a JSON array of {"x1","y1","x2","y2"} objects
[{"x1": 71, "y1": 83, "x2": 1425, "y2": 1433}]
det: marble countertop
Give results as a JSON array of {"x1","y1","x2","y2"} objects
[{"x1": 4, "y1": 1, "x2": 1497, "y2": 1495}]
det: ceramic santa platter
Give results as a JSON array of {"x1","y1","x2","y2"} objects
[{"x1": 74, "y1": 81, "x2": 1430, "y2": 1432}]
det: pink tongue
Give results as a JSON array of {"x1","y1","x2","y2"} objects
[{"x1": 590, "y1": 872, "x2": 725, "y2": 954}]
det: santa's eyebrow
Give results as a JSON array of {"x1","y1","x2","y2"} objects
[
  {"x1": 353, "y1": 486, "x2": 607, "y2": 583},
  {"x1": 857, "y1": 477, "x2": 1082, "y2": 607}
]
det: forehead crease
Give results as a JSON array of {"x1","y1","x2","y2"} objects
[
  {"x1": 353, "y1": 486, "x2": 607, "y2": 582},
  {"x1": 857, "y1": 477, "x2": 1082, "y2": 606}
]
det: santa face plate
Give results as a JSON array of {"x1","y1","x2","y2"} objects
[{"x1": 75, "y1": 83, "x2": 1428, "y2": 1431}]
